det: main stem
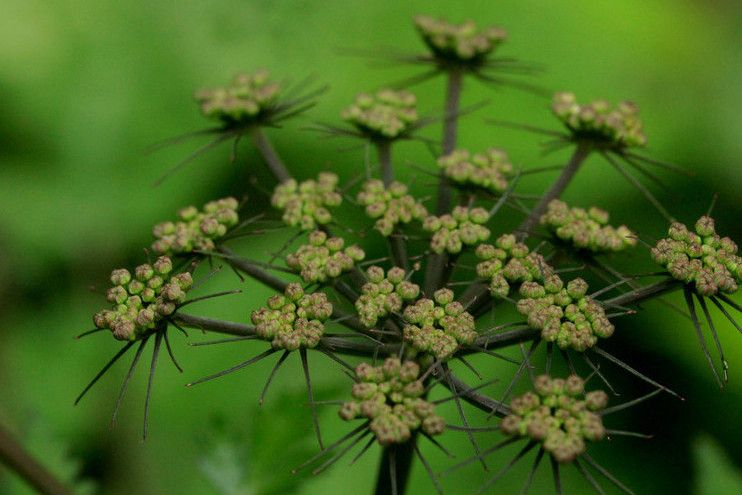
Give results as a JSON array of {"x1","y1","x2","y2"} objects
[
  {"x1": 377, "y1": 141, "x2": 408, "y2": 271},
  {"x1": 435, "y1": 69, "x2": 463, "y2": 215},
  {"x1": 0, "y1": 424, "x2": 73, "y2": 495},
  {"x1": 374, "y1": 439, "x2": 416, "y2": 495},
  {"x1": 251, "y1": 127, "x2": 292, "y2": 183},
  {"x1": 423, "y1": 69, "x2": 464, "y2": 297}
]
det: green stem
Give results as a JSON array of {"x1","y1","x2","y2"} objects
[
  {"x1": 251, "y1": 127, "x2": 292, "y2": 183},
  {"x1": 375, "y1": 140, "x2": 409, "y2": 271},
  {"x1": 374, "y1": 438, "x2": 416, "y2": 495},
  {"x1": 0, "y1": 424, "x2": 74, "y2": 495}
]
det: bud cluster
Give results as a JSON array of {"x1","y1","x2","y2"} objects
[
  {"x1": 194, "y1": 70, "x2": 280, "y2": 123},
  {"x1": 437, "y1": 148, "x2": 514, "y2": 194},
  {"x1": 651, "y1": 216, "x2": 741, "y2": 296},
  {"x1": 286, "y1": 231, "x2": 366, "y2": 284},
  {"x1": 93, "y1": 257, "x2": 193, "y2": 341},
  {"x1": 151, "y1": 197, "x2": 239, "y2": 256},
  {"x1": 355, "y1": 266, "x2": 420, "y2": 328},
  {"x1": 413, "y1": 15, "x2": 507, "y2": 63},
  {"x1": 500, "y1": 374, "x2": 608, "y2": 463},
  {"x1": 250, "y1": 283, "x2": 332, "y2": 350},
  {"x1": 475, "y1": 234, "x2": 554, "y2": 298},
  {"x1": 517, "y1": 276, "x2": 614, "y2": 351},
  {"x1": 271, "y1": 173, "x2": 342, "y2": 230},
  {"x1": 423, "y1": 206, "x2": 491, "y2": 254},
  {"x1": 552, "y1": 92, "x2": 646, "y2": 148},
  {"x1": 402, "y1": 289, "x2": 477, "y2": 360},
  {"x1": 540, "y1": 200, "x2": 636, "y2": 252},
  {"x1": 341, "y1": 89, "x2": 418, "y2": 139},
  {"x1": 356, "y1": 179, "x2": 428, "y2": 236},
  {"x1": 339, "y1": 358, "x2": 445, "y2": 445}
]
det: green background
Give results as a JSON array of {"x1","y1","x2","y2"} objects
[{"x1": 1, "y1": 0, "x2": 741, "y2": 493}]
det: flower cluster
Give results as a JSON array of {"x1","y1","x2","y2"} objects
[
  {"x1": 651, "y1": 216, "x2": 741, "y2": 296},
  {"x1": 355, "y1": 266, "x2": 420, "y2": 328},
  {"x1": 339, "y1": 358, "x2": 445, "y2": 445},
  {"x1": 341, "y1": 89, "x2": 418, "y2": 139},
  {"x1": 194, "y1": 70, "x2": 280, "y2": 123},
  {"x1": 271, "y1": 173, "x2": 342, "y2": 230},
  {"x1": 286, "y1": 231, "x2": 365, "y2": 284},
  {"x1": 250, "y1": 283, "x2": 332, "y2": 350},
  {"x1": 356, "y1": 180, "x2": 428, "y2": 236},
  {"x1": 500, "y1": 374, "x2": 608, "y2": 463},
  {"x1": 151, "y1": 197, "x2": 240, "y2": 256},
  {"x1": 475, "y1": 234, "x2": 554, "y2": 298},
  {"x1": 402, "y1": 289, "x2": 477, "y2": 360},
  {"x1": 517, "y1": 276, "x2": 614, "y2": 351},
  {"x1": 93, "y1": 257, "x2": 193, "y2": 341},
  {"x1": 414, "y1": 15, "x2": 507, "y2": 63},
  {"x1": 437, "y1": 148, "x2": 514, "y2": 194},
  {"x1": 552, "y1": 92, "x2": 646, "y2": 148},
  {"x1": 423, "y1": 206, "x2": 491, "y2": 254},
  {"x1": 540, "y1": 200, "x2": 636, "y2": 253}
]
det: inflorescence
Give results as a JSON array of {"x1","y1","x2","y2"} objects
[
  {"x1": 251, "y1": 283, "x2": 333, "y2": 350},
  {"x1": 414, "y1": 15, "x2": 507, "y2": 63},
  {"x1": 286, "y1": 231, "x2": 365, "y2": 284},
  {"x1": 355, "y1": 266, "x2": 420, "y2": 328},
  {"x1": 540, "y1": 199, "x2": 636, "y2": 253},
  {"x1": 517, "y1": 276, "x2": 614, "y2": 351},
  {"x1": 339, "y1": 357, "x2": 445, "y2": 445},
  {"x1": 437, "y1": 148, "x2": 514, "y2": 194},
  {"x1": 272, "y1": 173, "x2": 342, "y2": 230},
  {"x1": 356, "y1": 179, "x2": 428, "y2": 237},
  {"x1": 194, "y1": 70, "x2": 281, "y2": 124},
  {"x1": 152, "y1": 197, "x2": 240, "y2": 256},
  {"x1": 475, "y1": 234, "x2": 554, "y2": 298},
  {"x1": 652, "y1": 216, "x2": 741, "y2": 296},
  {"x1": 402, "y1": 289, "x2": 477, "y2": 360},
  {"x1": 552, "y1": 91, "x2": 646, "y2": 148},
  {"x1": 342, "y1": 89, "x2": 418, "y2": 140},
  {"x1": 93, "y1": 257, "x2": 193, "y2": 341},
  {"x1": 500, "y1": 374, "x2": 608, "y2": 463},
  {"x1": 423, "y1": 206, "x2": 491, "y2": 254}
]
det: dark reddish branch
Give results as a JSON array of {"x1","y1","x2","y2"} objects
[{"x1": 0, "y1": 425, "x2": 74, "y2": 495}]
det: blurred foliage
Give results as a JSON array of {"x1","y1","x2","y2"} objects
[{"x1": 0, "y1": 0, "x2": 740, "y2": 494}]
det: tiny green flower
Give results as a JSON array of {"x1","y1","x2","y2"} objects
[
  {"x1": 286, "y1": 231, "x2": 366, "y2": 284},
  {"x1": 423, "y1": 206, "x2": 491, "y2": 255},
  {"x1": 194, "y1": 70, "x2": 281, "y2": 124},
  {"x1": 414, "y1": 15, "x2": 507, "y2": 64},
  {"x1": 342, "y1": 89, "x2": 418, "y2": 140},
  {"x1": 355, "y1": 266, "x2": 420, "y2": 327},
  {"x1": 437, "y1": 148, "x2": 514, "y2": 194},
  {"x1": 356, "y1": 179, "x2": 428, "y2": 236}
]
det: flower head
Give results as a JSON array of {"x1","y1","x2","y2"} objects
[
  {"x1": 475, "y1": 234, "x2": 554, "y2": 298},
  {"x1": 342, "y1": 89, "x2": 418, "y2": 140},
  {"x1": 355, "y1": 266, "x2": 420, "y2": 328},
  {"x1": 423, "y1": 206, "x2": 491, "y2": 254},
  {"x1": 414, "y1": 15, "x2": 507, "y2": 65},
  {"x1": 93, "y1": 257, "x2": 193, "y2": 341},
  {"x1": 272, "y1": 173, "x2": 342, "y2": 230},
  {"x1": 517, "y1": 276, "x2": 614, "y2": 351},
  {"x1": 194, "y1": 70, "x2": 281, "y2": 125},
  {"x1": 339, "y1": 357, "x2": 445, "y2": 445},
  {"x1": 402, "y1": 289, "x2": 477, "y2": 360},
  {"x1": 500, "y1": 374, "x2": 608, "y2": 463},
  {"x1": 541, "y1": 200, "x2": 636, "y2": 253},
  {"x1": 152, "y1": 197, "x2": 239, "y2": 256},
  {"x1": 251, "y1": 283, "x2": 332, "y2": 350},
  {"x1": 437, "y1": 148, "x2": 514, "y2": 194},
  {"x1": 552, "y1": 91, "x2": 646, "y2": 148},
  {"x1": 286, "y1": 231, "x2": 366, "y2": 284},
  {"x1": 356, "y1": 180, "x2": 427, "y2": 236},
  {"x1": 652, "y1": 216, "x2": 741, "y2": 296}
]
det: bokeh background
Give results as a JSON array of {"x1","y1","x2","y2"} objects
[{"x1": 1, "y1": 1, "x2": 741, "y2": 494}]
